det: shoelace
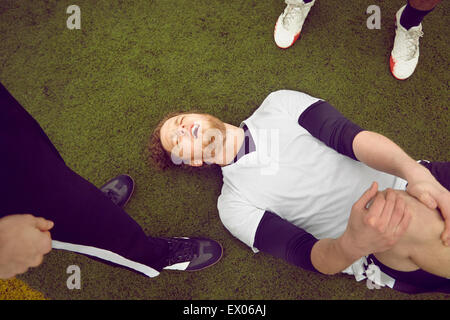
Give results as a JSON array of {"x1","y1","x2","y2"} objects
[
  {"x1": 105, "y1": 189, "x2": 119, "y2": 203},
  {"x1": 282, "y1": 5, "x2": 304, "y2": 29},
  {"x1": 165, "y1": 239, "x2": 198, "y2": 265},
  {"x1": 399, "y1": 28, "x2": 424, "y2": 60}
]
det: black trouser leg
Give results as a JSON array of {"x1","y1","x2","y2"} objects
[{"x1": 0, "y1": 83, "x2": 168, "y2": 276}]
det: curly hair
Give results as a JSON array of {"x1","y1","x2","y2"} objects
[{"x1": 148, "y1": 110, "x2": 207, "y2": 171}]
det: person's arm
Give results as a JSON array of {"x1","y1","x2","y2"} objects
[
  {"x1": 0, "y1": 214, "x2": 53, "y2": 279},
  {"x1": 297, "y1": 100, "x2": 450, "y2": 246},
  {"x1": 311, "y1": 182, "x2": 411, "y2": 274},
  {"x1": 254, "y1": 182, "x2": 411, "y2": 275},
  {"x1": 298, "y1": 100, "x2": 364, "y2": 160},
  {"x1": 352, "y1": 130, "x2": 424, "y2": 182},
  {"x1": 253, "y1": 211, "x2": 320, "y2": 273},
  {"x1": 254, "y1": 211, "x2": 359, "y2": 275},
  {"x1": 352, "y1": 131, "x2": 450, "y2": 246}
]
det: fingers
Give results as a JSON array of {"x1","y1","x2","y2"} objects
[
  {"x1": 440, "y1": 211, "x2": 450, "y2": 247},
  {"x1": 39, "y1": 231, "x2": 53, "y2": 254},
  {"x1": 386, "y1": 195, "x2": 406, "y2": 233},
  {"x1": 29, "y1": 232, "x2": 52, "y2": 269},
  {"x1": 365, "y1": 191, "x2": 386, "y2": 226},
  {"x1": 34, "y1": 217, "x2": 54, "y2": 231},
  {"x1": 356, "y1": 182, "x2": 378, "y2": 211},
  {"x1": 365, "y1": 189, "x2": 412, "y2": 248},
  {"x1": 435, "y1": 192, "x2": 450, "y2": 246},
  {"x1": 379, "y1": 190, "x2": 412, "y2": 238},
  {"x1": 442, "y1": 226, "x2": 450, "y2": 247},
  {"x1": 414, "y1": 186, "x2": 450, "y2": 246},
  {"x1": 418, "y1": 191, "x2": 437, "y2": 209},
  {"x1": 376, "y1": 189, "x2": 396, "y2": 233},
  {"x1": 393, "y1": 205, "x2": 411, "y2": 238},
  {"x1": 386, "y1": 195, "x2": 411, "y2": 240}
]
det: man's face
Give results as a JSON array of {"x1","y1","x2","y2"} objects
[{"x1": 159, "y1": 113, "x2": 226, "y2": 166}]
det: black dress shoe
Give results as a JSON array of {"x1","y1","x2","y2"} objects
[
  {"x1": 100, "y1": 174, "x2": 135, "y2": 208},
  {"x1": 162, "y1": 237, "x2": 223, "y2": 271}
]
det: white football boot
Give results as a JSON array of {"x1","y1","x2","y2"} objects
[
  {"x1": 390, "y1": 5, "x2": 424, "y2": 80},
  {"x1": 274, "y1": 0, "x2": 316, "y2": 49}
]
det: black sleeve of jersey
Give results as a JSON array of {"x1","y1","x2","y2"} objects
[
  {"x1": 297, "y1": 100, "x2": 365, "y2": 161},
  {"x1": 253, "y1": 211, "x2": 320, "y2": 273}
]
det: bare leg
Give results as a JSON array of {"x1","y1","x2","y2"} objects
[{"x1": 374, "y1": 189, "x2": 450, "y2": 279}]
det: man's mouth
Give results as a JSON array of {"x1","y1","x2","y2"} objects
[{"x1": 191, "y1": 123, "x2": 200, "y2": 139}]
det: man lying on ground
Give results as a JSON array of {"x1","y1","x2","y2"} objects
[{"x1": 150, "y1": 89, "x2": 449, "y2": 293}]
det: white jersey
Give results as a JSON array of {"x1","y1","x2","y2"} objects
[{"x1": 218, "y1": 90, "x2": 407, "y2": 251}]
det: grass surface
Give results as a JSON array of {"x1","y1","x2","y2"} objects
[{"x1": 0, "y1": 0, "x2": 448, "y2": 300}]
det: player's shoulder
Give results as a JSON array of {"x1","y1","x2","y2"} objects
[
  {"x1": 253, "y1": 90, "x2": 321, "y2": 117},
  {"x1": 265, "y1": 89, "x2": 300, "y2": 100},
  {"x1": 256, "y1": 90, "x2": 295, "y2": 113},
  {"x1": 262, "y1": 89, "x2": 321, "y2": 107}
]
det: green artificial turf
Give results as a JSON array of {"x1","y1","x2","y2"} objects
[{"x1": 0, "y1": 0, "x2": 448, "y2": 300}]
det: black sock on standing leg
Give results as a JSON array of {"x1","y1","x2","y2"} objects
[{"x1": 399, "y1": 1, "x2": 434, "y2": 30}]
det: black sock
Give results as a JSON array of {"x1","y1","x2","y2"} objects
[{"x1": 399, "y1": 1, "x2": 434, "y2": 30}]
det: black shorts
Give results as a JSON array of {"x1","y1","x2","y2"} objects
[{"x1": 368, "y1": 254, "x2": 450, "y2": 294}]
